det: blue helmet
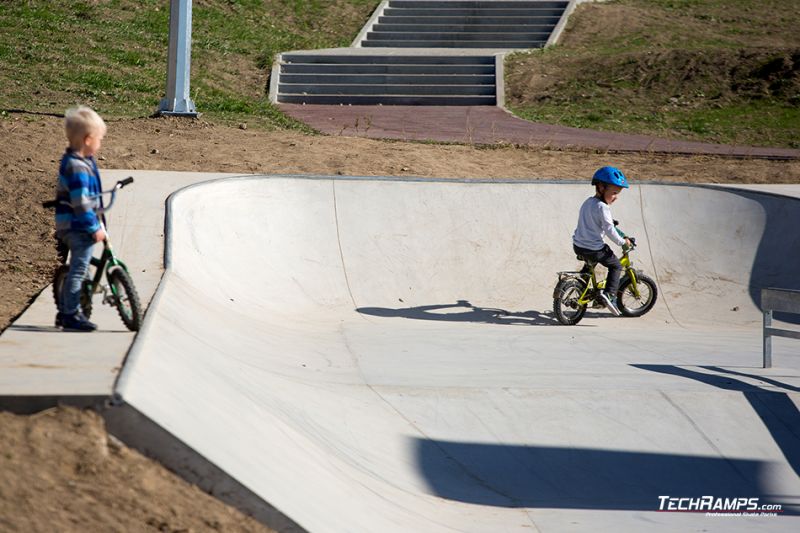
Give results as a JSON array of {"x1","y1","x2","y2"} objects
[{"x1": 592, "y1": 166, "x2": 629, "y2": 188}]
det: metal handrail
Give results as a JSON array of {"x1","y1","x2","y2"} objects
[{"x1": 762, "y1": 288, "x2": 800, "y2": 368}]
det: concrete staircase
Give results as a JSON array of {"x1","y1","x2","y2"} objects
[
  {"x1": 276, "y1": 53, "x2": 498, "y2": 105},
  {"x1": 272, "y1": 0, "x2": 574, "y2": 106},
  {"x1": 362, "y1": 0, "x2": 568, "y2": 49}
]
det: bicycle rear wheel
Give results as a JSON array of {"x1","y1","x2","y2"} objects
[
  {"x1": 108, "y1": 267, "x2": 142, "y2": 331},
  {"x1": 553, "y1": 279, "x2": 587, "y2": 325}
]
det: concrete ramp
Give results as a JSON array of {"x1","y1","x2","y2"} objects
[{"x1": 115, "y1": 177, "x2": 800, "y2": 531}]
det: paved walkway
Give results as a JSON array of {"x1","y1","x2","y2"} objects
[
  {"x1": 0, "y1": 170, "x2": 239, "y2": 412},
  {"x1": 280, "y1": 104, "x2": 800, "y2": 160}
]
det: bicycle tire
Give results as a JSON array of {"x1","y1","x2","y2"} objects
[
  {"x1": 52, "y1": 265, "x2": 93, "y2": 319},
  {"x1": 108, "y1": 267, "x2": 142, "y2": 331},
  {"x1": 618, "y1": 273, "x2": 658, "y2": 317},
  {"x1": 553, "y1": 278, "x2": 587, "y2": 325}
]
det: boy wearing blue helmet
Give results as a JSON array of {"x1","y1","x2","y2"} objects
[{"x1": 572, "y1": 166, "x2": 632, "y2": 316}]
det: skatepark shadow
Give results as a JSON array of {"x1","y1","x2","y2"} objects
[
  {"x1": 413, "y1": 437, "x2": 791, "y2": 512},
  {"x1": 6, "y1": 324, "x2": 130, "y2": 334},
  {"x1": 6, "y1": 324, "x2": 62, "y2": 333},
  {"x1": 357, "y1": 300, "x2": 559, "y2": 326},
  {"x1": 701, "y1": 365, "x2": 800, "y2": 393},
  {"x1": 632, "y1": 364, "x2": 800, "y2": 480},
  {"x1": 735, "y1": 189, "x2": 800, "y2": 324}
]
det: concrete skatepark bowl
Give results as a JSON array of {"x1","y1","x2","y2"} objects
[{"x1": 107, "y1": 176, "x2": 800, "y2": 531}]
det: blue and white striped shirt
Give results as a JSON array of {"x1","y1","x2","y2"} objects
[{"x1": 55, "y1": 149, "x2": 103, "y2": 238}]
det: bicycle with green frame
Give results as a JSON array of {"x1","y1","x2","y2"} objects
[
  {"x1": 553, "y1": 224, "x2": 658, "y2": 325},
  {"x1": 44, "y1": 177, "x2": 142, "y2": 331}
]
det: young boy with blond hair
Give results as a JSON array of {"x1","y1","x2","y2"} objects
[{"x1": 54, "y1": 105, "x2": 107, "y2": 331}]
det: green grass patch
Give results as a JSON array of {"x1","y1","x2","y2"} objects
[
  {"x1": 513, "y1": 100, "x2": 800, "y2": 148},
  {"x1": 0, "y1": 0, "x2": 378, "y2": 129},
  {"x1": 506, "y1": 0, "x2": 800, "y2": 148}
]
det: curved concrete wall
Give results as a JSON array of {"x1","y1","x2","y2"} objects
[
  {"x1": 169, "y1": 177, "x2": 799, "y2": 326},
  {"x1": 117, "y1": 177, "x2": 800, "y2": 532}
]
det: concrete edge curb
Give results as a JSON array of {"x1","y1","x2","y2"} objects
[
  {"x1": 495, "y1": 52, "x2": 506, "y2": 108},
  {"x1": 269, "y1": 52, "x2": 282, "y2": 104},
  {"x1": 0, "y1": 395, "x2": 110, "y2": 415},
  {"x1": 102, "y1": 402, "x2": 307, "y2": 533},
  {"x1": 352, "y1": 0, "x2": 390, "y2": 48}
]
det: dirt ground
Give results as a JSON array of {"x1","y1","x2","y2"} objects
[
  {"x1": 1, "y1": 113, "x2": 799, "y2": 531},
  {"x1": 0, "y1": 407, "x2": 273, "y2": 533}
]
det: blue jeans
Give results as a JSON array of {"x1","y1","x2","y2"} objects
[{"x1": 60, "y1": 231, "x2": 96, "y2": 316}]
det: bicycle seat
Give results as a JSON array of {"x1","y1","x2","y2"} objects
[{"x1": 576, "y1": 254, "x2": 597, "y2": 266}]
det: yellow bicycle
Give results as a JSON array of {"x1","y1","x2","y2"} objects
[{"x1": 553, "y1": 232, "x2": 658, "y2": 326}]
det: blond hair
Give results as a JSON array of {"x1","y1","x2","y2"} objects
[{"x1": 65, "y1": 105, "x2": 107, "y2": 148}]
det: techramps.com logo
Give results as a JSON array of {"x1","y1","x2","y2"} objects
[{"x1": 657, "y1": 496, "x2": 783, "y2": 516}]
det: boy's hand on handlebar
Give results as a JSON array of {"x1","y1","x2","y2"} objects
[{"x1": 93, "y1": 228, "x2": 107, "y2": 243}]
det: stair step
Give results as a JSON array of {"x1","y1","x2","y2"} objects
[
  {"x1": 361, "y1": 40, "x2": 546, "y2": 48},
  {"x1": 377, "y1": 15, "x2": 562, "y2": 24},
  {"x1": 372, "y1": 23, "x2": 556, "y2": 33},
  {"x1": 277, "y1": 94, "x2": 497, "y2": 105},
  {"x1": 280, "y1": 74, "x2": 496, "y2": 85},
  {"x1": 366, "y1": 31, "x2": 550, "y2": 41},
  {"x1": 281, "y1": 63, "x2": 495, "y2": 75},
  {"x1": 282, "y1": 54, "x2": 495, "y2": 65},
  {"x1": 383, "y1": 8, "x2": 566, "y2": 17},
  {"x1": 279, "y1": 83, "x2": 496, "y2": 96},
  {"x1": 388, "y1": 0, "x2": 568, "y2": 7}
]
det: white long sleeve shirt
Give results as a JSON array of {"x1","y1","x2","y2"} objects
[{"x1": 572, "y1": 196, "x2": 626, "y2": 250}]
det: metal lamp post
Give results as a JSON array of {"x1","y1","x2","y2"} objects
[{"x1": 157, "y1": 0, "x2": 199, "y2": 117}]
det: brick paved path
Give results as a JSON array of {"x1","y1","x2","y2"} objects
[{"x1": 280, "y1": 104, "x2": 800, "y2": 160}]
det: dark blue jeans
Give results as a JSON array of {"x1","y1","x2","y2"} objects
[
  {"x1": 573, "y1": 244, "x2": 622, "y2": 296},
  {"x1": 59, "y1": 231, "x2": 96, "y2": 316}
]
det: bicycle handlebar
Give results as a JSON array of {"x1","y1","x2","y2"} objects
[
  {"x1": 101, "y1": 177, "x2": 134, "y2": 212},
  {"x1": 623, "y1": 236, "x2": 637, "y2": 253},
  {"x1": 42, "y1": 177, "x2": 134, "y2": 210}
]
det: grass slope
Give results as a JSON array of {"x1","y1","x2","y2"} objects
[
  {"x1": 0, "y1": 0, "x2": 377, "y2": 128},
  {"x1": 1, "y1": 0, "x2": 797, "y2": 147},
  {"x1": 505, "y1": 0, "x2": 800, "y2": 148}
]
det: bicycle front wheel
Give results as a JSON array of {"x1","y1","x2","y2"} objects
[
  {"x1": 618, "y1": 274, "x2": 658, "y2": 317},
  {"x1": 553, "y1": 279, "x2": 587, "y2": 325},
  {"x1": 108, "y1": 267, "x2": 142, "y2": 331}
]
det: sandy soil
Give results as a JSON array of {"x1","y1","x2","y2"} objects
[
  {"x1": 1, "y1": 113, "x2": 799, "y2": 531},
  {"x1": 0, "y1": 407, "x2": 273, "y2": 533}
]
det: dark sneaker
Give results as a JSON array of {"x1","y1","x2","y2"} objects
[
  {"x1": 60, "y1": 313, "x2": 98, "y2": 332},
  {"x1": 599, "y1": 291, "x2": 622, "y2": 316},
  {"x1": 56, "y1": 311, "x2": 90, "y2": 328}
]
